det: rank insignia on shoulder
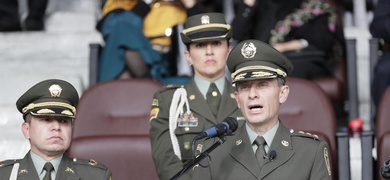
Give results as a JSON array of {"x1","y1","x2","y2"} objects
[
  {"x1": 0, "y1": 160, "x2": 20, "y2": 168},
  {"x1": 294, "y1": 130, "x2": 320, "y2": 140},
  {"x1": 159, "y1": 84, "x2": 182, "y2": 93},
  {"x1": 89, "y1": 159, "x2": 98, "y2": 166}
]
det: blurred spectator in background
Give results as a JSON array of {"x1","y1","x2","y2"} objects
[
  {"x1": 0, "y1": 0, "x2": 47, "y2": 31},
  {"x1": 370, "y1": 0, "x2": 390, "y2": 111},
  {"x1": 97, "y1": 0, "x2": 202, "y2": 85},
  {"x1": 97, "y1": 0, "x2": 163, "y2": 82},
  {"x1": 232, "y1": 0, "x2": 345, "y2": 80}
]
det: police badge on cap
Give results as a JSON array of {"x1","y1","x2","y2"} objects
[
  {"x1": 16, "y1": 79, "x2": 79, "y2": 119},
  {"x1": 227, "y1": 39, "x2": 294, "y2": 84}
]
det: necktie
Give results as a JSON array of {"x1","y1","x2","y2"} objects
[
  {"x1": 207, "y1": 83, "x2": 221, "y2": 116},
  {"x1": 254, "y1": 136, "x2": 267, "y2": 167},
  {"x1": 43, "y1": 162, "x2": 54, "y2": 180}
]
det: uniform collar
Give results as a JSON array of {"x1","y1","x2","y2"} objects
[
  {"x1": 194, "y1": 75, "x2": 225, "y2": 99},
  {"x1": 30, "y1": 151, "x2": 63, "y2": 179},
  {"x1": 247, "y1": 121, "x2": 279, "y2": 153}
]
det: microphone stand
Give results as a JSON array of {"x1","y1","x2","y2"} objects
[{"x1": 170, "y1": 136, "x2": 227, "y2": 180}]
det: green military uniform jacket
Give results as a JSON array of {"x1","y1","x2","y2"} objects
[
  {"x1": 149, "y1": 78, "x2": 244, "y2": 180},
  {"x1": 0, "y1": 151, "x2": 112, "y2": 180},
  {"x1": 191, "y1": 121, "x2": 332, "y2": 180}
]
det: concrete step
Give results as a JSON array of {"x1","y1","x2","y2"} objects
[{"x1": 0, "y1": 10, "x2": 102, "y2": 160}]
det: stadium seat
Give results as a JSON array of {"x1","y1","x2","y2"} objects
[
  {"x1": 68, "y1": 79, "x2": 162, "y2": 180},
  {"x1": 313, "y1": 0, "x2": 349, "y2": 120},
  {"x1": 279, "y1": 77, "x2": 349, "y2": 179},
  {"x1": 376, "y1": 86, "x2": 390, "y2": 179}
]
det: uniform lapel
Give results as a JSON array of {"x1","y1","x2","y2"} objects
[
  {"x1": 17, "y1": 152, "x2": 40, "y2": 180},
  {"x1": 56, "y1": 155, "x2": 80, "y2": 180},
  {"x1": 185, "y1": 80, "x2": 217, "y2": 123},
  {"x1": 259, "y1": 122, "x2": 294, "y2": 179},
  {"x1": 229, "y1": 125, "x2": 261, "y2": 177},
  {"x1": 216, "y1": 79, "x2": 239, "y2": 120}
]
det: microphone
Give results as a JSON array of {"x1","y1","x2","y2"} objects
[
  {"x1": 263, "y1": 150, "x2": 277, "y2": 162},
  {"x1": 194, "y1": 117, "x2": 238, "y2": 141}
]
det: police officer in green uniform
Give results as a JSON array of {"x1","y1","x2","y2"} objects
[
  {"x1": 149, "y1": 13, "x2": 244, "y2": 180},
  {"x1": 191, "y1": 40, "x2": 332, "y2": 179},
  {"x1": 0, "y1": 79, "x2": 112, "y2": 180}
]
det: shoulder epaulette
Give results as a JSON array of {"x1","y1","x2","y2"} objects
[
  {"x1": 0, "y1": 159, "x2": 20, "y2": 168},
  {"x1": 158, "y1": 84, "x2": 183, "y2": 93},
  {"x1": 289, "y1": 129, "x2": 321, "y2": 141},
  {"x1": 71, "y1": 158, "x2": 108, "y2": 170}
]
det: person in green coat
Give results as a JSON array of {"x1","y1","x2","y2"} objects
[
  {"x1": 191, "y1": 39, "x2": 332, "y2": 179},
  {"x1": 0, "y1": 79, "x2": 112, "y2": 180},
  {"x1": 149, "y1": 12, "x2": 244, "y2": 180}
]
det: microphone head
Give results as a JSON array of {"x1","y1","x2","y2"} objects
[
  {"x1": 215, "y1": 117, "x2": 238, "y2": 136},
  {"x1": 224, "y1": 117, "x2": 238, "y2": 132}
]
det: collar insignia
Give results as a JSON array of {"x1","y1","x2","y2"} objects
[
  {"x1": 236, "y1": 140, "x2": 242, "y2": 146},
  {"x1": 19, "y1": 169, "x2": 28, "y2": 174},
  {"x1": 281, "y1": 140, "x2": 289, "y2": 147},
  {"x1": 65, "y1": 167, "x2": 75, "y2": 173}
]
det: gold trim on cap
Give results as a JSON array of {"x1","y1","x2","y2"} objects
[
  {"x1": 182, "y1": 24, "x2": 231, "y2": 35},
  {"x1": 22, "y1": 102, "x2": 76, "y2": 114},
  {"x1": 36, "y1": 109, "x2": 55, "y2": 114},
  {"x1": 190, "y1": 34, "x2": 230, "y2": 43},
  {"x1": 231, "y1": 65, "x2": 287, "y2": 82}
]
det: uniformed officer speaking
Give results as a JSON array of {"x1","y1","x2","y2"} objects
[
  {"x1": 149, "y1": 13, "x2": 244, "y2": 180},
  {"x1": 191, "y1": 40, "x2": 332, "y2": 179},
  {"x1": 0, "y1": 79, "x2": 112, "y2": 180}
]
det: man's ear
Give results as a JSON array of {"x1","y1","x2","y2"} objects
[
  {"x1": 21, "y1": 122, "x2": 30, "y2": 139},
  {"x1": 279, "y1": 85, "x2": 289, "y2": 104},
  {"x1": 234, "y1": 91, "x2": 241, "y2": 109}
]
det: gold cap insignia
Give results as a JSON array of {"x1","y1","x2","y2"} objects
[
  {"x1": 49, "y1": 84, "x2": 62, "y2": 97},
  {"x1": 37, "y1": 109, "x2": 55, "y2": 114},
  {"x1": 201, "y1": 15, "x2": 210, "y2": 24},
  {"x1": 61, "y1": 110, "x2": 74, "y2": 116},
  {"x1": 241, "y1": 42, "x2": 256, "y2": 58}
]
